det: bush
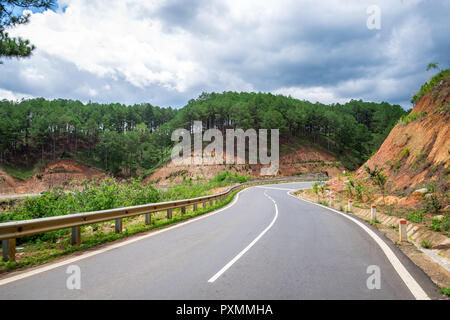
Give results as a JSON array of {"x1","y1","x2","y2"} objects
[
  {"x1": 420, "y1": 240, "x2": 432, "y2": 249},
  {"x1": 398, "y1": 112, "x2": 427, "y2": 125},
  {"x1": 441, "y1": 287, "x2": 450, "y2": 297},
  {"x1": 399, "y1": 148, "x2": 410, "y2": 158},
  {"x1": 430, "y1": 216, "x2": 450, "y2": 233},
  {"x1": 423, "y1": 194, "x2": 442, "y2": 214},
  {"x1": 212, "y1": 171, "x2": 250, "y2": 184},
  {"x1": 411, "y1": 69, "x2": 450, "y2": 104},
  {"x1": 406, "y1": 210, "x2": 425, "y2": 223},
  {"x1": 1, "y1": 172, "x2": 250, "y2": 244}
]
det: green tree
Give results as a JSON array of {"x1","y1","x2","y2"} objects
[
  {"x1": 426, "y1": 62, "x2": 439, "y2": 71},
  {"x1": 0, "y1": 0, "x2": 55, "y2": 62},
  {"x1": 364, "y1": 165, "x2": 387, "y2": 204}
]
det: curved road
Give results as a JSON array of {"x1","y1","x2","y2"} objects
[{"x1": 0, "y1": 182, "x2": 440, "y2": 299}]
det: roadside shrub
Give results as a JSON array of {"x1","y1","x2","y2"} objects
[
  {"x1": 431, "y1": 216, "x2": 450, "y2": 233},
  {"x1": 1, "y1": 172, "x2": 250, "y2": 244},
  {"x1": 420, "y1": 240, "x2": 432, "y2": 249},
  {"x1": 423, "y1": 194, "x2": 442, "y2": 214},
  {"x1": 406, "y1": 210, "x2": 425, "y2": 223},
  {"x1": 441, "y1": 287, "x2": 450, "y2": 297},
  {"x1": 213, "y1": 171, "x2": 250, "y2": 184}
]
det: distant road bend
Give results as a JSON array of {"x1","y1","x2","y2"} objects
[{"x1": 0, "y1": 182, "x2": 439, "y2": 299}]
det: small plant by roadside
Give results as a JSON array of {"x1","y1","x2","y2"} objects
[
  {"x1": 364, "y1": 165, "x2": 387, "y2": 204},
  {"x1": 441, "y1": 287, "x2": 450, "y2": 297},
  {"x1": 318, "y1": 181, "x2": 329, "y2": 199},
  {"x1": 420, "y1": 240, "x2": 433, "y2": 249},
  {"x1": 429, "y1": 216, "x2": 450, "y2": 233},
  {"x1": 423, "y1": 194, "x2": 442, "y2": 214},
  {"x1": 406, "y1": 210, "x2": 425, "y2": 223},
  {"x1": 313, "y1": 182, "x2": 320, "y2": 201}
]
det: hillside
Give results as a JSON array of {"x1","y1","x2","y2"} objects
[
  {"x1": 0, "y1": 159, "x2": 106, "y2": 195},
  {"x1": 0, "y1": 93, "x2": 407, "y2": 188},
  {"x1": 316, "y1": 70, "x2": 450, "y2": 238},
  {"x1": 356, "y1": 69, "x2": 449, "y2": 199},
  {"x1": 148, "y1": 142, "x2": 343, "y2": 185}
]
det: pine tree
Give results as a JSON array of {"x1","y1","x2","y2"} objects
[{"x1": 0, "y1": 0, "x2": 55, "y2": 62}]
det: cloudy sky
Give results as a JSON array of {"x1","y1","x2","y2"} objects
[{"x1": 0, "y1": 0, "x2": 449, "y2": 108}]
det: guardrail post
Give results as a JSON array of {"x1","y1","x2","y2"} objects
[
  {"x1": 115, "y1": 218, "x2": 123, "y2": 233},
  {"x1": 203, "y1": 201, "x2": 206, "y2": 209},
  {"x1": 209, "y1": 199, "x2": 213, "y2": 206},
  {"x1": 181, "y1": 206, "x2": 186, "y2": 215},
  {"x1": 2, "y1": 239, "x2": 16, "y2": 262},
  {"x1": 193, "y1": 203, "x2": 197, "y2": 211},
  {"x1": 348, "y1": 199, "x2": 352, "y2": 212},
  {"x1": 215, "y1": 198, "x2": 218, "y2": 205},
  {"x1": 71, "y1": 226, "x2": 81, "y2": 246},
  {"x1": 371, "y1": 205, "x2": 377, "y2": 222},
  {"x1": 70, "y1": 212, "x2": 81, "y2": 246},
  {"x1": 145, "y1": 213, "x2": 151, "y2": 225},
  {"x1": 399, "y1": 219, "x2": 408, "y2": 242},
  {"x1": 167, "y1": 209, "x2": 172, "y2": 219}
]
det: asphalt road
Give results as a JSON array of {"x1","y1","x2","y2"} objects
[
  {"x1": 0, "y1": 182, "x2": 440, "y2": 299},
  {"x1": 0, "y1": 193, "x2": 40, "y2": 201}
]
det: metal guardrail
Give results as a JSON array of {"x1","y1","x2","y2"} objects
[{"x1": 1, "y1": 174, "x2": 326, "y2": 261}]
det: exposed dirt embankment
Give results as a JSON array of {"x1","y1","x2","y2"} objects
[
  {"x1": 357, "y1": 93, "x2": 449, "y2": 194},
  {"x1": 0, "y1": 160, "x2": 106, "y2": 195},
  {"x1": 327, "y1": 72, "x2": 449, "y2": 212},
  {"x1": 147, "y1": 145, "x2": 343, "y2": 185}
]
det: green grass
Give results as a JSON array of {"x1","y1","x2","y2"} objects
[
  {"x1": 441, "y1": 287, "x2": 450, "y2": 297},
  {"x1": 1, "y1": 162, "x2": 45, "y2": 181},
  {"x1": 420, "y1": 240, "x2": 433, "y2": 249},
  {"x1": 398, "y1": 111, "x2": 427, "y2": 125},
  {"x1": 406, "y1": 210, "x2": 425, "y2": 223},
  {"x1": 439, "y1": 102, "x2": 450, "y2": 113},
  {"x1": 429, "y1": 216, "x2": 450, "y2": 233},
  {"x1": 399, "y1": 148, "x2": 410, "y2": 158},
  {"x1": 411, "y1": 69, "x2": 450, "y2": 104}
]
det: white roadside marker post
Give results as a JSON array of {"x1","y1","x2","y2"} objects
[
  {"x1": 399, "y1": 219, "x2": 408, "y2": 242},
  {"x1": 348, "y1": 199, "x2": 353, "y2": 212},
  {"x1": 371, "y1": 205, "x2": 377, "y2": 222}
]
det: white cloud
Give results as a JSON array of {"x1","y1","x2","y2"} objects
[
  {"x1": 0, "y1": 88, "x2": 33, "y2": 101},
  {"x1": 0, "y1": 0, "x2": 448, "y2": 108},
  {"x1": 273, "y1": 86, "x2": 350, "y2": 105}
]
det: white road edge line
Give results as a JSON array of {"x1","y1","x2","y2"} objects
[
  {"x1": 288, "y1": 191, "x2": 430, "y2": 300},
  {"x1": 208, "y1": 190, "x2": 278, "y2": 283},
  {"x1": 255, "y1": 186, "x2": 296, "y2": 191},
  {"x1": 0, "y1": 188, "x2": 249, "y2": 287}
]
